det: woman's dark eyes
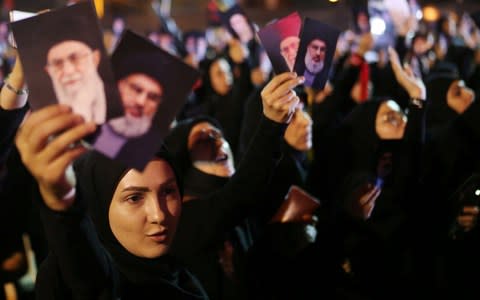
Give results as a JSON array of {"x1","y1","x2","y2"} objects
[
  {"x1": 126, "y1": 193, "x2": 144, "y2": 202},
  {"x1": 161, "y1": 187, "x2": 177, "y2": 196}
]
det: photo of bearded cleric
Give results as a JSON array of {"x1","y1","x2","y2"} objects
[
  {"x1": 257, "y1": 11, "x2": 301, "y2": 74},
  {"x1": 293, "y1": 18, "x2": 340, "y2": 90},
  {"x1": 10, "y1": 1, "x2": 123, "y2": 124},
  {"x1": 93, "y1": 30, "x2": 200, "y2": 170}
]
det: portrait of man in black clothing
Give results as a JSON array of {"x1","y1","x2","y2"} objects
[
  {"x1": 93, "y1": 30, "x2": 200, "y2": 170},
  {"x1": 293, "y1": 18, "x2": 340, "y2": 90}
]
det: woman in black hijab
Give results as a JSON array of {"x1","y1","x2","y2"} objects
[
  {"x1": 163, "y1": 115, "x2": 251, "y2": 300},
  {"x1": 310, "y1": 47, "x2": 428, "y2": 300},
  {"x1": 420, "y1": 61, "x2": 480, "y2": 299},
  {"x1": 16, "y1": 72, "x2": 303, "y2": 299}
]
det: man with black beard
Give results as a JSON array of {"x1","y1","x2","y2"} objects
[
  {"x1": 93, "y1": 64, "x2": 163, "y2": 158},
  {"x1": 303, "y1": 38, "x2": 326, "y2": 87}
]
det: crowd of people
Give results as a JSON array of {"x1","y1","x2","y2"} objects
[{"x1": 2, "y1": 2, "x2": 480, "y2": 299}]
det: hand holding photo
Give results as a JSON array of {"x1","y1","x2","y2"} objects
[
  {"x1": 93, "y1": 30, "x2": 200, "y2": 170},
  {"x1": 257, "y1": 12, "x2": 301, "y2": 74},
  {"x1": 293, "y1": 18, "x2": 340, "y2": 90}
]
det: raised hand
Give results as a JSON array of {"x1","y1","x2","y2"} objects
[
  {"x1": 345, "y1": 182, "x2": 381, "y2": 220},
  {"x1": 388, "y1": 46, "x2": 426, "y2": 100},
  {"x1": 15, "y1": 104, "x2": 96, "y2": 211},
  {"x1": 260, "y1": 72, "x2": 304, "y2": 123},
  {"x1": 456, "y1": 205, "x2": 479, "y2": 233}
]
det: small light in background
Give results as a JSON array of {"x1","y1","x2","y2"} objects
[
  {"x1": 422, "y1": 5, "x2": 440, "y2": 23},
  {"x1": 329, "y1": 0, "x2": 339, "y2": 3}
]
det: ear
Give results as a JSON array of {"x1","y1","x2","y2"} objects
[{"x1": 92, "y1": 49, "x2": 101, "y2": 67}]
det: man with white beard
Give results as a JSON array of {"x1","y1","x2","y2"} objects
[
  {"x1": 303, "y1": 38, "x2": 326, "y2": 87},
  {"x1": 45, "y1": 39, "x2": 106, "y2": 124}
]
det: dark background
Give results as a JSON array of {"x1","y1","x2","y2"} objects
[{"x1": 3, "y1": 0, "x2": 480, "y2": 34}]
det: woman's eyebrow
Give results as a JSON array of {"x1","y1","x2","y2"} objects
[{"x1": 121, "y1": 186, "x2": 151, "y2": 193}]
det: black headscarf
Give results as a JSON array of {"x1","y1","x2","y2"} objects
[
  {"x1": 424, "y1": 63, "x2": 460, "y2": 138},
  {"x1": 330, "y1": 99, "x2": 402, "y2": 198},
  {"x1": 163, "y1": 115, "x2": 229, "y2": 197},
  {"x1": 73, "y1": 148, "x2": 206, "y2": 298}
]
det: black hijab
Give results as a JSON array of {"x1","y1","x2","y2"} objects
[
  {"x1": 331, "y1": 99, "x2": 402, "y2": 195},
  {"x1": 424, "y1": 64, "x2": 460, "y2": 139},
  {"x1": 163, "y1": 115, "x2": 229, "y2": 197},
  {"x1": 73, "y1": 149, "x2": 206, "y2": 298}
]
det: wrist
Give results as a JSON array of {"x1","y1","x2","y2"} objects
[
  {"x1": 3, "y1": 76, "x2": 28, "y2": 95},
  {"x1": 410, "y1": 97, "x2": 425, "y2": 109}
]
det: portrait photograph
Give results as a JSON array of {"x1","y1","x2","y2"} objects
[
  {"x1": 219, "y1": 4, "x2": 255, "y2": 44},
  {"x1": 93, "y1": 29, "x2": 200, "y2": 170},
  {"x1": 293, "y1": 17, "x2": 340, "y2": 90},
  {"x1": 257, "y1": 11, "x2": 302, "y2": 74},
  {"x1": 10, "y1": 1, "x2": 123, "y2": 124}
]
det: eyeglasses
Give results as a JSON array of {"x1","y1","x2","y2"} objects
[
  {"x1": 124, "y1": 81, "x2": 162, "y2": 103},
  {"x1": 46, "y1": 51, "x2": 92, "y2": 73}
]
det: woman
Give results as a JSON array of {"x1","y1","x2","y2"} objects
[
  {"x1": 420, "y1": 64, "x2": 480, "y2": 299},
  {"x1": 308, "y1": 47, "x2": 428, "y2": 299},
  {"x1": 16, "y1": 72, "x2": 303, "y2": 299}
]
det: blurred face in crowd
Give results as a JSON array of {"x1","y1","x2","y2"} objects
[
  {"x1": 229, "y1": 13, "x2": 253, "y2": 43},
  {"x1": 447, "y1": 80, "x2": 475, "y2": 114},
  {"x1": 375, "y1": 100, "x2": 407, "y2": 140},
  {"x1": 45, "y1": 40, "x2": 103, "y2": 121},
  {"x1": 412, "y1": 34, "x2": 433, "y2": 56},
  {"x1": 356, "y1": 11, "x2": 370, "y2": 33},
  {"x1": 280, "y1": 36, "x2": 300, "y2": 71},
  {"x1": 185, "y1": 35, "x2": 207, "y2": 62},
  {"x1": 109, "y1": 159, "x2": 182, "y2": 258},
  {"x1": 305, "y1": 38, "x2": 326, "y2": 74},
  {"x1": 209, "y1": 58, "x2": 233, "y2": 96},
  {"x1": 112, "y1": 17, "x2": 125, "y2": 35},
  {"x1": 114, "y1": 73, "x2": 163, "y2": 137},
  {"x1": 188, "y1": 121, "x2": 235, "y2": 177},
  {"x1": 284, "y1": 104, "x2": 313, "y2": 151}
]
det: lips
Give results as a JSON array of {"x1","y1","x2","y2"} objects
[{"x1": 147, "y1": 231, "x2": 168, "y2": 242}]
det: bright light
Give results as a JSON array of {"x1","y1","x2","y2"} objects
[
  {"x1": 416, "y1": 10, "x2": 423, "y2": 20},
  {"x1": 370, "y1": 16, "x2": 386, "y2": 36},
  {"x1": 329, "y1": 0, "x2": 339, "y2": 3},
  {"x1": 475, "y1": 189, "x2": 480, "y2": 196},
  {"x1": 423, "y1": 5, "x2": 440, "y2": 22}
]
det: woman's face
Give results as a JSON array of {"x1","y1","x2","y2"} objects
[
  {"x1": 209, "y1": 58, "x2": 233, "y2": 96},
  {"x1": 447, "y1": 80, "x2": 475, "y2": 114},
  {"x1": 109, "y1": 159, "x2": 182, "y2": 258},
  {"x1": 375, "y1": 100, "x2": 407, "y2": 140},
  {"x1": 284, "y1": 107, "x2": 313, "y2": 151},
  {"x1": 188, "y1": 121, "x2": 235, "y2": 177}
]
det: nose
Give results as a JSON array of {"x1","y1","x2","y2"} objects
[
  {"x1": 145, "y1": 196, "x2": 165, "y2": 225},
  {"x1": 134, "y1": 92, "x2": 148, "y2": 107},
  {"x1": 62, "y1": 59, "x2": 76, "y2": 74}
]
